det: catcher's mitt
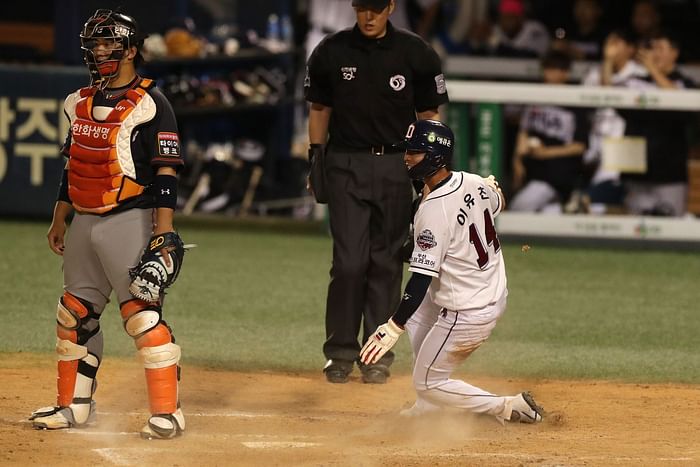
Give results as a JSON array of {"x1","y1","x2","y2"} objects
[{"x1": 129, "y1": 232, "x2": 185, "y2": 302}]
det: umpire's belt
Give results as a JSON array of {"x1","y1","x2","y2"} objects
[{"x1": 330, "y1": 144, "x2": 403, "y2": 156}]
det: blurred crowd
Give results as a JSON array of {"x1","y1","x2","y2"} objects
[
  {"x1": 304, "y1": 0, "x2": 700, "y2": 217},
  {"x1": 2, "y1": 0, "x2": 699, "y2": 217}
]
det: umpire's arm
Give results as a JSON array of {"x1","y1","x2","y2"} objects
[{"x1": 309, "y1": 103, "x2": 331, "y2": 144}]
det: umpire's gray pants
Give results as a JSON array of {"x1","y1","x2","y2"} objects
[{"x1": 323, "y1": 148, "x2": 413, "y2": 366}]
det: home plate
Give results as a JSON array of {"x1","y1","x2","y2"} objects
[{"x1": 241, "y1": 441, "x2": 321, "y2": 449}]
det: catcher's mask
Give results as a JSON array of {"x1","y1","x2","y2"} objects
[
  {"x1": 400, "y1": 119, "x2": 454, "y2": 180},
  {"x1": 80, "y1": 9, "x2": 145, "y2": 88}
]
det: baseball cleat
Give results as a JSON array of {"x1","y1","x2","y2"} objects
[
  {"x1": 508, "y1": 392, "x2": 544, "y2": 423},
  {"x1": 361, "y1": 366, "x2": 389, "y2": 384},
  {"x1": 140, "y1": 409, "x2": 185, "y2": 439},
  {"x1": 29, "y1": 401, "x2": 96, "y2": 429},
  {"x1": 323, "y1": 359, "x2": 353, "y2": 384}
]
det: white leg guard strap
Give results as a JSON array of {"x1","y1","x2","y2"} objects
[
  {"x1": 70, "y1": 353, "x2": 99, "y2": 424},
  {"x1": 56, "y1": 338, "x2": 88, "y2": 361},
  {"x1": 139, "y1": 342, "x2": 181, "y2": 369}
]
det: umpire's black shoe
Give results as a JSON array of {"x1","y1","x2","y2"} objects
[
  {"x1": 323, "y1": 359, "x2": 352, "y2": 383},
  {"x1": 361, "y1": 364, "x2": 390, "y2": 384}
]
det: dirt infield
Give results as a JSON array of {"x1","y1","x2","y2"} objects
[{"x1": 1, "y1": 354, "x2": 698, "y2": 467}]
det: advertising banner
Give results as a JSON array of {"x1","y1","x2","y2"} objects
[{"x1": 0, "y1": 64, "x2": 88, "y2": 217}]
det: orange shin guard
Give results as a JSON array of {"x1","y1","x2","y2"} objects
[
  {"x1": 121, "y1": 305, "x2": 181, "y2": 415},
  {"x1": 57, "y1": 360, "x2": 79, "y2": 407},
  {"x1": 144, "y1": 365, "x2": 179, "y2": 414},
  {"x1": 56, "y1": 293, "x2": 91, "y2": 408}
]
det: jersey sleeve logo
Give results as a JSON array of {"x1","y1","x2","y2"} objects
[
  {"x1": 417, "y1": 229, "x2": 437, "y2": 250},
  {"x1": 435, "y1": 73, "x2": 447, "y2": 94},
  {"x1": 157, "y1": 132, "x2": 180, "y2": 157},
  {"x1": 304, "y1": 66, "x2": 311, "y2": 87}
]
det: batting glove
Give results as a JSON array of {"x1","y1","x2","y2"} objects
[
  {"x1": 360, "y1": 318, "x2": 404, "y2": 365},
  {"x1": 484, "y1": 174, "x2": 500, "y2": 191},
  {"x1": 484, "y1": 174, "x2": 506, "y2": 210}
]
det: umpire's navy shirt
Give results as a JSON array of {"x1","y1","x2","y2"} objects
[{"x1": 304, "y1": 22, "x2": 449, "y2": 149}]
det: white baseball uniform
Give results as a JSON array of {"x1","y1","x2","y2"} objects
[{"x1": 402, "y1": 171, "x2": 512, "y2": 419}]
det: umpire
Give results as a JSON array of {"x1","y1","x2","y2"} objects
[{"x1": 304, "y1": 0, "x2": 449, "y2": 384}]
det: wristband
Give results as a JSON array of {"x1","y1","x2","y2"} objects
[
  {"x1": 308, "y1": 144, "x2": 325, "y2": 163},
  {"x1": 155, "y1": 174, "x2": 178, "y2": 209}
]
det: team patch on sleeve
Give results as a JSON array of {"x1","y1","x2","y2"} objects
[
  {"x1": 416, "y1": 229, "x2": 437, "y2": 250},
  {"x1": 410, "y1": 251, "x2": 438, "y2": 271},
  {"x1": 157, "y1": 132, "x2": 180, "y2": 157},
  {"x1": 434, "y1": 74, "x2": 447, "y2": 94}
]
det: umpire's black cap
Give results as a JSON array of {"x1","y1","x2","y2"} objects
[{"x1": 352, "y1": 0, "x2": 391, "y2": 9}]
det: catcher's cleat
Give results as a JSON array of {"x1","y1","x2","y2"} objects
[
  {"x1": 507, "y1": 392, "x2": 544, "y2": 423},
  {"x1": 30, "y1": 401, "x2": 96, "y2": 430},
  {"x1": 140, "y1": 409, "x2": 185, "y2": 440}
]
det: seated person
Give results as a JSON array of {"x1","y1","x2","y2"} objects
[
  {"x1": 510, "y1": 51, "x2": 589, "y2": 213},
  {"x1": 551, "y1": 0, "x2": 607, "y2": 60},
  {"x1": 470, "y1": 0, "x2": 550, "y2": 58},
  {"x1": 581, "y1": 29, "x2": 647, "y2": 214},
  {"x1": 620, "y1": 31, "x2": 696, "y2": 216}
]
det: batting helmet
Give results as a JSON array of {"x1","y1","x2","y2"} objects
[
  {"x1": 80, "y1": 9, "x2": 145, "y2": 87},
  {"x1": 401, "y1": 119, "x2": 454, "y2": 180}
]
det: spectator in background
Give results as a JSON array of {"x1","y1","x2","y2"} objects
[
  {"x1": 631, "y1": 0, "x2": 662, "y2": 46},
  {"x1": 552, "y1": 0, "x2": 607, "y2": 60},
  {"x1": 470, "y1": 0, "x2": 550, "y2": 58},
  {"x1": 392, "y1": 0, "x2": 442, "y2": 38},
  {"x1": 619, "y1": 31, "x2": 696, "y2": 216},
  {"x1": 510, "y1": 51, "x2": 589, "y2": 213},
  {"x1": 305, "y1": 0, "x2": 357, "y2": 60},
  {"x1": 580, "y1": 29, "x2": 647, "y2": 214},
  {"x1": 431, "y1": 0, "x2": 490, "y2": 54}
]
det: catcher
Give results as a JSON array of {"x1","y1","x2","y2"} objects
[{"x1": 30, "y1": 9, "x2": 186, "y2": 439}]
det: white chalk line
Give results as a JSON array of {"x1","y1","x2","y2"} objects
[
  {"x1": 90, "y1": 445, "x2": 694, "y2": 464},
  {"x1": 93, "y1": 448, "x2": 131, "y2": 466},
  {"x1": 428, "y1": 452, "x2": 695, "y2": 463},
  {"x1": 96, "y1": 410, "x2": 270, "y2": 418},
  {"x1": 91, "y1": 440, "x2": 322, "y2": 465},
  {"x1": 71, "y1": 430, "x2": 324, "y2": 441},
  {"x1": 69, "y1": 430, "x2": 136, "y2": 436},
  {"x1": 241, "y1": 441, "x2": 322, "y2": 449},
  {"x1": 93, "y1": 447, "x2": 164, "y2": 466},
  {"x1": 95, "y1": 410, "x2": 332, "y2": 420},
  {"x1": 23, "y1": 412, "x2": 696, "y2": 464}
]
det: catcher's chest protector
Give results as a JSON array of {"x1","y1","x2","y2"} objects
[{"x1": 66, "y1": 79, "x2": 156, "y2": 214}]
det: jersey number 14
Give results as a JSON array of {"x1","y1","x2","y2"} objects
[{"x1": 469, "y1": 209, "x2": 500, "y2": 269}]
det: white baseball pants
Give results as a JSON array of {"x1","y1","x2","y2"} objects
[{"x1": 404, "y1": 291, "x2": 511, "y2": 419}]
